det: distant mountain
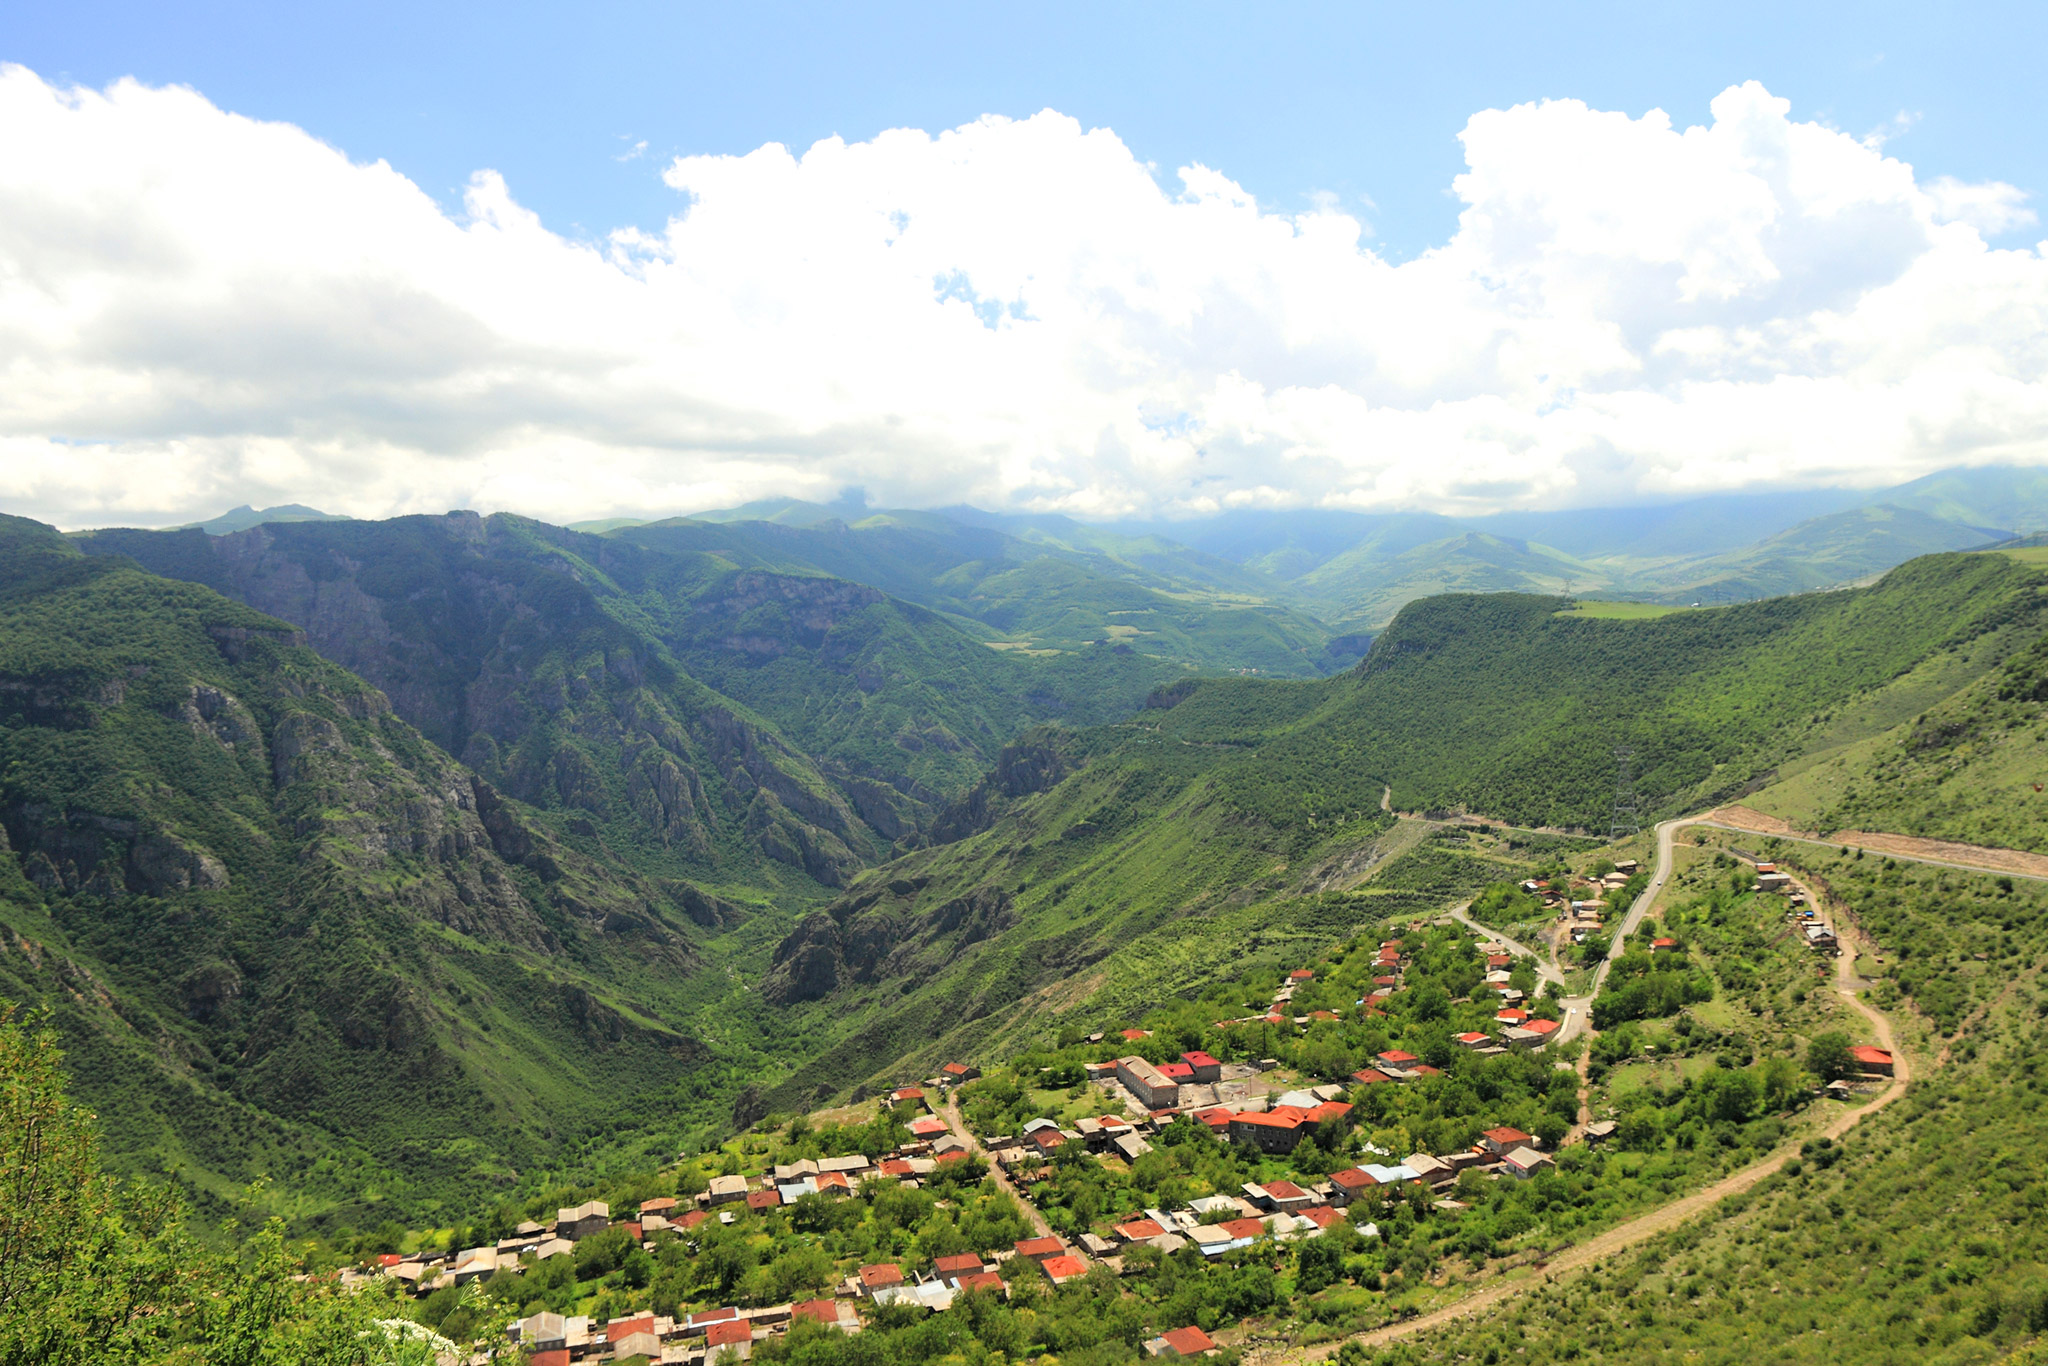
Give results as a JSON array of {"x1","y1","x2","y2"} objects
[
  {"x1": 173, "y1": 503, "x2": 350, "y2": 534},
  {"x1": 613, "y1": 513, "x2": 1343, "y2": 675},
  {"x1": 77, "y1": 513, "x2": 1182, "y2": 864},
  {"x1": 1869, "y1": 464, "x2": 2048, "y2": 534},
  {"x1": 1632, "y1": 503, "x2": 2009, "y2": 602}
]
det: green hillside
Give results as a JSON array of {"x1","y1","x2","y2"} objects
[
  {"x1": 739, "y1": 550, "x2": 2046, "y2": 1116},
  {"x1": 0, "y1": 516, "x2": 771, "y2": 1230}
]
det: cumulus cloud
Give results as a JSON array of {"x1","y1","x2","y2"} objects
[{"x1": 0, "y1": 67, "x2": 2044, "y2": 528}]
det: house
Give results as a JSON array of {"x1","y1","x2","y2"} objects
[
  {"x1": 1015, "y1": 1236, "x2": 1067, "y2": 1263},
  {"x1": 1756, "y1": 872, "x2": 1793, "y2": 892},
  {"x1": 1219, "y1": 1217, "x2": 1269, "y2": 1242},
  {"x1": 1229, "y1": 1110, "x2": 1307, "y2": 1153},
  {"x1": 1121, "y1": 1028, "x2": 1152, "y2": 1041},
  {"x1": 1027, "y1": 1127, "x2": 1068, "y2": 1156},
  {"x1": 605, "y1": 1314, "x2": 656, "y2": 1344},
  {"x1": 1116, "y1": 1056, "x2": 1181, "y2": 1110},
  {"x1": 1480, "y1": 1126, "x2": 1534, "y2": 1155},
  {"x1": 1403, "y1": 1153, "x2": 1455, "y2": 1186},
  {"x1": 745, "y1": 1190, "x2": 781, "y2": 1213},
  {"x1": 858, "y1": 1263, "x2": 905, "y2": 1296},
  {"x1": 1614, "y1": 859, "x2": 1639, "y2": 875},
  {"x1": 1147, "y1": 1324, "x2": 1220, "y2": 1357},
  {"x1": 1495, "y1": 1007, "x2": 1530, "y2": 1026},
  {"x1": 908, "y1": 1115, "x2": 951, "y2": 1139},
  {"x1": 514, "y1": 1312, "x2": 567, "y2": 1351},
  {"x1": 934, "y1": 1253, "x2": 987, "y2": 1281},
  {"x1": 1113, "y1": 1133, "x2": 1155, "y2": 1162},
  {"x1": 1500, "y1": 1026, "x2": 1541, "y2": 1049},
  {"x1": 1181, "y1": 1051, "x2": 1223, "y2": 1084},
  {"x1": 940, "y1": 1062, "x2": 981, "y2": 1084},
  {"x1": 1502, "y1": 1147, "x2": 1555, "y2": 1180},
  {"x1": 1159, "y1": 1061, "x2": 1196, "y2": 1084},
  {"x1": 1651, "y1": 937, "x2": 1678, "y2": 954},
  {"x1": 1851, "y1": 1045, "x2": 1896, "y2": 1077},
  {"x1": 1042, "y1": 1255, "x2": 1089, "y2": 1286},
  {"x1": 1351, "y1": 1067, "x2": 1396, "y2": 1086},
  {"x1": 451, "y1": 1247, "x2": 497, "y2": 1285},
  {"x1": 1454, "y1": 1031, "x2": 1492, "y2": 1049},
  {"x1": 1583, "y1": 1120, "x2": 1618, "y2": 1144},
  {"x1": 1327, "y1": 1168, "x2": 1376, "y2": 1204},
  {"x1": 1524, "y1": 1018, "x2": 1561, "y2": 1041},
  {"x1": 1115, "y1": 1217, "x2": 1168, "y2": 1242},
  {"x1": 556, "y1": 1201, "x2": 610, "y2": 1241},
  {"x1": 818, "y1": 1154, "x2": 872, "y2": 1177},
  {"x1": 891, "y1": 1086, "x2": 926, "y2": 1104},
  {"x1": 1246, "y1": 1179, "x2": 1315, "y2": 1212},
  {"x1": 957, "y1": 1270, "x2": 1009, "y2": 1297},
  {"x1": 1361, "y1": 1163, "x2": 1420, "y2": 1185},
  {"x1": 1289, "y1": 969, "x2": 1316, "y2": 982},
  {"x1": 791, "y1": 1298, "x2": 858, "y2": 1330},
  {"x1": 704, "y1": 1175, "x2": 750, "y2": 1207},
  {"x1": 1376, "y1": 1050, "x2": 1420, "y2": 1071},
  {"x1": 531, "y1": 1237, "x2": 573, "y2": 1260},
  {"x1": 704, "y1": 1319, "x2": 756, "y2": 1360},
  {"x1": 1297, "y1": 1205, "x2": 1346, "y2": 1232}
]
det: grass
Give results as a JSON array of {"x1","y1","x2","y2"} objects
[
  {"x1": 1988, "y1": 545, "x2": 2048, "y2": 566},
  {"x1": 1555, "y1": 600, "x2": 1696, "y2": 620}
]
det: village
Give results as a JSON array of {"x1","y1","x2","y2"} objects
[{"x1": 353, "y1": 846, "x2": 1898, "y2": 1364}]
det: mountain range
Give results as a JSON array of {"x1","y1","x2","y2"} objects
[{"x1": 5, "y1": 466, "x2": 2048, "y2": 1239}]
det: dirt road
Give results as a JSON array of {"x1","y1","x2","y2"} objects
[
  {"x1": 1247, "y1": 816, "x2": 1913, "y2": 1365},
  {"x1": 941, "y1": 1093, "x2": 1056, "y2": 1240},
  {"x1": 1700, "y1": 806, "x2": 2048, "y2": 882}
]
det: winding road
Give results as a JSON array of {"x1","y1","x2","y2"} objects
[{"x1": 1245, "y1": 813, "x2": 1915, "y2": 1365}]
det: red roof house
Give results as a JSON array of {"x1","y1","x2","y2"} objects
[
  {"x1": 858, "y1": 1263, "x2": 905, "y2": 1291},
  {"x1": 1015, "y1": 1236, "x2": 1066, "y2": 1262},
  {"x1": 1157, "y1": 1324, "x2": 1219, "y2": 1356},
  {"x1": 1041, "y1": 1254, "x2": 1088, "y2": 1285},
  {"x1": 1481, "y1": 1126, "x2": 1534, "y2": 1155},
  {"x1": 1850, "y1": 1045, "x2": 1895, "y2": 1076}
]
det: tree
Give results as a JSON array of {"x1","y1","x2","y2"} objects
[
  {"x1": 1807, "y1": 1032, "x2": 1854, "y2": 1083},
  {"x1": 0, "y1": 1004, "x2": 185, "y2": 1364}
]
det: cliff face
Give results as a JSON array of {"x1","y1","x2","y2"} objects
[
  {"x1": 82, "y1": 515, "x2": 884, "y2": 888},
  {"x1": 0, "y1": 517, "x2": 721, "y2": 1223}
]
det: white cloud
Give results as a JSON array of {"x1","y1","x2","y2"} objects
[{"x1": 0, "y1": 67, "x2": 2044, "y2": 528}]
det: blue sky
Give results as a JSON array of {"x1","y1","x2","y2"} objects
[
  {"x1": 12, "y1": 1, "x2": 2043, "y2": 258},
  {"x1": 4, "y1": 3, "x2": 2047, "y2": 526}
]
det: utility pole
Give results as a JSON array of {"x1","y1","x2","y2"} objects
[{"x1": 1610, "y1": 746, "x2": 1640, "y2": 842}]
